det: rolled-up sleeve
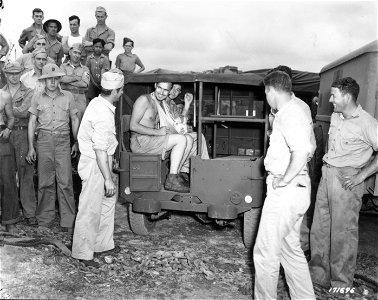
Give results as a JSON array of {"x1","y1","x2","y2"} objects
[
  {"x1": 28, "y1": 92, "x2": 39, "y2": 116},
  {"x1": 282, "y1": 113, "x2": 313, "y2": 154},
  {"x1": 106, "y1": 29, "x2": 115, "y2": 46},
  {"x1": 14, "y1": 88, "x2": 33, "y2": 118},
  {"x1": 18, "y1": 29, "x2": 29, "y2": 48},
  {"x1": 67, "y1": 93, "x2": 79, "y2": 117},
  {"x1": 92, "y1": 118, "x2": 114, "y2": 152},
  {"x1": 364, "y1": 118, "x2": 378, "y2": 151}
]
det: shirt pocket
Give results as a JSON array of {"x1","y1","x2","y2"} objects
[
  {"x1": 89, "y1": 31, "x2": 98, "y2": 40},
  {"x1": 56, "y1": 103, "x2": 69, "y2": 121},
  {"x1": 342, "y1": 131, "x2": 364, "y2": 147},
  {"x1": 342, "y1": 132, "x2": 365, "y2": 153},
  {"x1": 37, "y1": 104, "x2": 52, "y2": 123}
]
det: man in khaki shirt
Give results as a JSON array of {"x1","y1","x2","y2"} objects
[
  {"x1": 60, "y1": 43, "x2": 90, "y2": 120},
  {"x1": 310, "y1": 77, "x2": 378, "y2": 289},
  {"x1": 82, "y1": 7, "x2": 115, "y2": 62},
  {"x1": 3, "y1": 61, "x2": 37, "y2": 226},
  {"x1": 43, "y1": 19, "x2": 64, "y2": 66},
  {"x1": 26, "y1": 63, "x2": 80, "y2": 233}
]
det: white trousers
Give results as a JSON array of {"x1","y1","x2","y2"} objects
[
  {"x1": 72, "y1": 155, "x2": 117, "y2": 260},
  {"x1": 253, "y1": 174, "x2": 315, "y2": 300},
  {"x1": 181, "y1": 132, "x2": 209, "y2": 173}
]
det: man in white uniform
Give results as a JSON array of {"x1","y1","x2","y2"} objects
[
  {"x1": 71, "y1": 69, "x2": 123, "y2": 268},
  {"x1": 253, "y1": 71, "x2": 315, "y2": 299}
]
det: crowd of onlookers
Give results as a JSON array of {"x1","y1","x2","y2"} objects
[
  {"x1": 1, "y1": 6, "x2": 378, "y2": 297},
  {"x1": 0, "y1": 6, "x2": 143, "y2": 239}
]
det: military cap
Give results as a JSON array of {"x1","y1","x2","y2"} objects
[
  {"x1": 95, "y1": 6, "x2": 107, "y2": 14},
  {"x1": 32, "y1": 48, "x2": 48, "y2": 58},
  {"x1": 3, "y1": 61, "x2": 23, "y2": 73},
  {"x1": 70, "y1": 43, "x2": 83, "y2": 53}
]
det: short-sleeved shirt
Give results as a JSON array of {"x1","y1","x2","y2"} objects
[
  {"x1": 45, "y1": 38, "x2": 64, "y2": 65},
  {"x1": 324, "y1": 105, "x2": 378, "y2": 168},
  {"x1": 20, "y1": 69, "x2": 45, "y2": 92},
  {"x1": 16, "y1": 53, "x2": 54, "y2": 74},
  {"x1": 85, "y1": 54, "x2": 110, "y2": 86},
  {"x1": 83, "y1": 25, "x2": 115, "y2": 57},
  {"x1": 115, "y1": 53, "x2": 142, "y2": 74},
  {"x1": 271, "y1": 93, "x2": 316, "y2": 159},
  {"x1": 18, "y1": 24, "x2": 47, "y2": 49},
  {"x1": 78, "y1": 95, "x2": 118, "y2": 159},
  {"x1": 265, "y1": 99, "x2": 314, "y2": 175},
  {"x1": 28, "y1": 88, "x2": 78, "y2": 133},
  {"x1": 2, "y1": 83, "x2": 33, "y2": 126},
  {"x1": 0, "y1": 33, "x2": 9, "y2": 57},
  {"x1": 60, "y1": 62, "x2": 90, "y2": 92}
]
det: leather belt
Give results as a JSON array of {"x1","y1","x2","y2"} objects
[
  {"x1": 65, "y1": 89, "x2": 86, "y2": 94},
  {"x1": 13, "y1": 125, "x2": 28, "y2": 130}
]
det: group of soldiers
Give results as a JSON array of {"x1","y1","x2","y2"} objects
[
  {"x1": 0, "y1": 6, "x2": 118, "y2": 234},
  {"x1": 1, "y1": 5, "x2": 378, "y2": 298}
]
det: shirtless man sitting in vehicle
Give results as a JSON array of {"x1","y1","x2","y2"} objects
[{"x1": 129, "y1": 82, "x2": 193, "y2": 193}]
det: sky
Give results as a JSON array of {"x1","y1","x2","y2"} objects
[{"x1": 0, "y1": 0, "x2": 377, "y2": 73}]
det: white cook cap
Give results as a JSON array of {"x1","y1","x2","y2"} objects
[{"x1": 101, "y1": 68, "x2": 125, "y2": 90}]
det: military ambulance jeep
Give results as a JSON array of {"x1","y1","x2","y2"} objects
[{"x1": 116, "y1": 72, "x2": 269, "y2": 248}]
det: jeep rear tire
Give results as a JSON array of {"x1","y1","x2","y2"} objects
[
  {"x1": 128, "y1": 204, "x2": 157, "y2": 235},
  {"x1": 243, "y1": 207, "x2": 262, "y2": 248}
]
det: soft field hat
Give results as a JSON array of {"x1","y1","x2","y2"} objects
[
  {"x1": 38, "y1": 63, "x2": 65, "y2": 80},
  {"x1": 95, "y1": 6, "x2": 107, "y2": 14},
  {"x1": 33, "y1": 34, "x2": 47, "y2": 43},
  {"x1": 101, "y1": 69, "x2": 124, "y2": 90},
  {"x1": 32, "y1": 48, "x2": 48, "y2": 58},
  {"x1": 3, "y1": 61, "x2": 23, "y2": 73},
  {"x1": 70, "y1": 43, "x2": 83, "y2": 52},
  {"x1": 43, "y1": 19, "x2": 62, "y2": 33}
]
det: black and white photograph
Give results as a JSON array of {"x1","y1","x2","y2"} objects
[{"x1": 0, "y1": 0, "x2": 377, "y2": 299}]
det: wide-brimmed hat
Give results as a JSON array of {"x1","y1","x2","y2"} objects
[
  {"x1": 43, "y1": 19, "x2": 62, "y2": 33},
  {"x1": 38, "y1": 63, "x2": 65, "y2": 80},
  {"x1": 3, "y1": 61, "x2": 23, "y2": 74}
]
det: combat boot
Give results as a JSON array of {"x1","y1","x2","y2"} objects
[{"x1": 164, "y1": 174, "x2": 190, "y2": 193}]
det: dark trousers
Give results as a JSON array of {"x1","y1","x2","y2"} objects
[
  {"x1": 36, "y1": 131, "x2": 76, "y2": 227},
  {"x1": 10, "y1": 129, "x2": 37, "y2": 218},
  {"x1": 0, "y1": 136, "x2": 20, "y2": 225}
]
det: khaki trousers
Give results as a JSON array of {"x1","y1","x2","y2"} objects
[
  {"x1": 309, "y1": 165, "x2": 364, "y2": 288},
  {"x1": 72, "y1": 155, "x2": 117, "y2": 260},
  {"x1": 36, "y1": 131, "x2": 75, "y2": 227},
  {"x1": 254, "y1": 174, "x2": 315, "y2": 300}
]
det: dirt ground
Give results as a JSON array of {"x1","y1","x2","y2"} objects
[{"x1": 0, "y1": 202, "x2": 377, "y2": 300}]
